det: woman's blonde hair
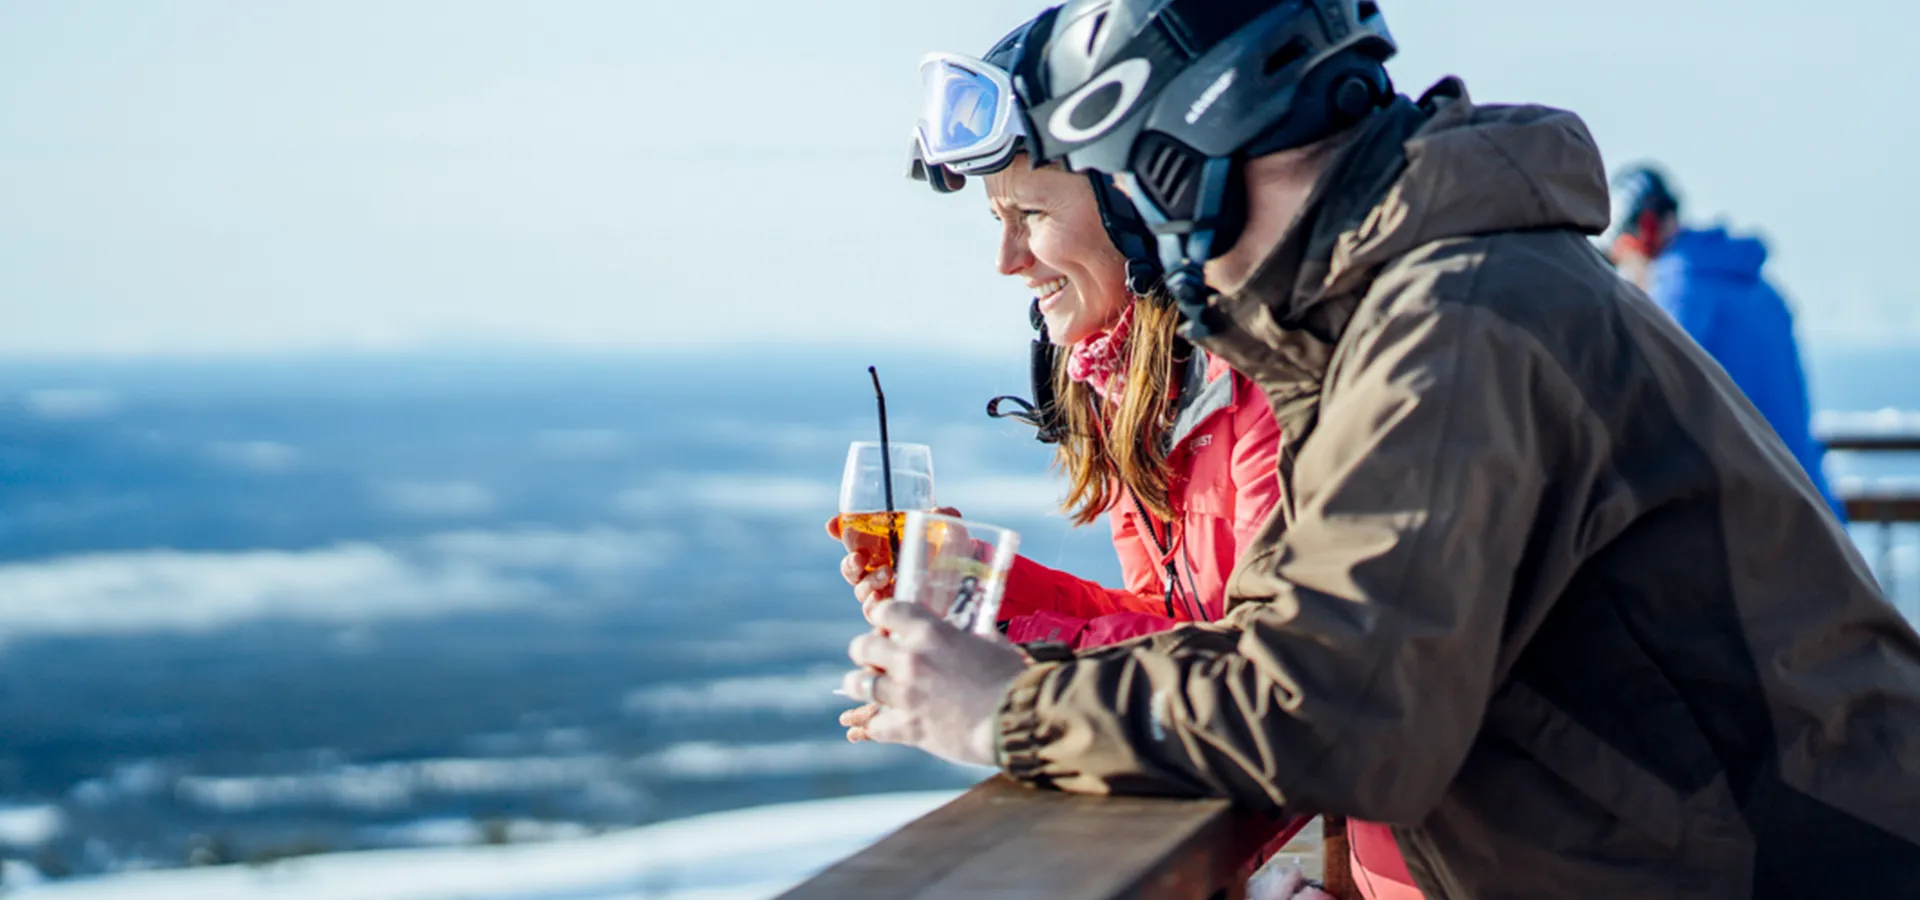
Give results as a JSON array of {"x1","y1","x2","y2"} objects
[{"x1": 1053, "y1": 292, "x2": 1183, "y2": 525}]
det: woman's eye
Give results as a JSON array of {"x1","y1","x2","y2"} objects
[{"x1": 1021, "y1": 209, "x2": 1044, "y2": 220}]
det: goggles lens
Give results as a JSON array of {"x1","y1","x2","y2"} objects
[{"x1": 918, "y1": 58, "x2": 1007, "y2": 157}]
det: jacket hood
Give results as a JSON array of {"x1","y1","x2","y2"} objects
[
  {"x1": 1662, "y1": 227, "x2": 1768, "y2": 282},
  {"x1": 1229, "y1": 78, "x2": 1612, "y2": 328}
]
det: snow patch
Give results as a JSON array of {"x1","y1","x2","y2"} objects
[
  {"x1": 375, "y1": 481, "x2": 497, "y2": 517},
  {"x1": 360, "y1": 817, "x2": 595, "y2": 849},
  {"x1": 20, "y1": 389, "x2": 119, "y2": 420},
  {"x1": 0, "y1": 526, "x2": 674, "y2": 640},
  {"x1": 533, "y1": 428, "x2": 630, "y2": 460},
  {"x1": 615, "y1": 476, "x2": 835, "y2": 518},
  {"x1": 205, "y1": 440, "x2": 303, "y2": 472},
  {"x1": 624, "y1": 670, "x2": 847, "y2": 717},
  {"x1": 0, "y1": 805, "x2": 64, "y2": 847},
  {"x1": 175, "y1": 756, "x2": 624, "y2": 814},
  {"x1": 634, "y1": 740, "x2": 912, "y2": 781},
  {"x1": 11, "y1": 790, "x2": 967, "y2": 900}
]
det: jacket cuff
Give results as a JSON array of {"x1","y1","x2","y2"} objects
[{"x1": 996, "y1": 661, "x2": 1061, "y2": 783}]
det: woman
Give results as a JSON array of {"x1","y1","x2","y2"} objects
[
  {"x1": 829, "y1": 17, "x2": 1326, "y2": 897},
  {"x1": 833, "y1": 150, "x2": 1324, "y2": 896}
]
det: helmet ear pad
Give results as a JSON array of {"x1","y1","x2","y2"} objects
[
  {"x1": 1242, "y1": 50, "x2": 1394, "y2": 158},
  {"x1": 1085, "y1": 171, "x2": 1166, "y2": 294}
]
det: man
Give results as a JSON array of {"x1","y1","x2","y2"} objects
[
  {"x1": 845, "y1": 1, "x2": 1920, "y2": 897},
  {"x1": 1608, "y1": 164, "x2": 1844, "y2": 519}
]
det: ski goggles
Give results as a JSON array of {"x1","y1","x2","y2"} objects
[{"x1": 909, "y1": 53, "x2": 1029, "y2": 188}]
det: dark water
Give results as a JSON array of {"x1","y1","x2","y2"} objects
[
  {"x1": 0, "y1": 350, "x2": 1124, "y2": 874},
  {"x1": 0, "y1": 343, "x2": 1910, "y2": 876}
]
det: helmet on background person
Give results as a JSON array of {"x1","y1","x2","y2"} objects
[
  {"x1": 1607, "y1": 163, "x2": 1683, "y2": 259},
  {"x1": 1000, "y1": 0, "x2": 1399, "y2": 337}
]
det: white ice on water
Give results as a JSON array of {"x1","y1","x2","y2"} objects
[{"x1": 10, "y1": 790, "x2": 964, "y2": 900}]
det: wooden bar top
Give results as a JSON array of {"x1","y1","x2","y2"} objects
[{"x1": 775, "y1": 775, "x2": 1272, "y2": 900}]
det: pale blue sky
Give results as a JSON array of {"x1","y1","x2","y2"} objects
[{"x1": 2, "y1": 1, "x2": 1915, "y2": 358}]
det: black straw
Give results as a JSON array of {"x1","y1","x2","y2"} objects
[{"x1": 867, "y1": 366, "x2": 899, "y2": 565}]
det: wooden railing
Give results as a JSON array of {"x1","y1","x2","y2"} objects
[{"x1": 773, "y1": 775, "x2": 1275, "y2": 900}]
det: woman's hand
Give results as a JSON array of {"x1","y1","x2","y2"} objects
[{"x1": 824, "y1": 507, "x2": 963, "y2": 612}]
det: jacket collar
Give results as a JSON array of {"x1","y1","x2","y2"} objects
[
  {"x1": 1195, "y1": 77, "x2": 1612, "y2": 398},
  {"x1": 1192, "y1": 88, "x2": 1434, "y2": 401},
  {"x1": 1163, "y1": 351, "x2": 1234, "y2": 453}
]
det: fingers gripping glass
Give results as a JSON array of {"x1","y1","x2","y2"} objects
[{"x1": 910, "y1": 53, "x2": 1024, "y2": 182}]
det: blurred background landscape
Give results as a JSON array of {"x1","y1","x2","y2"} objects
[
  {"x1": 0, "y1": 351, "x2": 1124, "y2": 879},
  {"x1": 2, "y1": 0, "x2": 1917, "y2": 894}
]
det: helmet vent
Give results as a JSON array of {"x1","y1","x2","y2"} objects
[
  {"x1": 1263, "y1": 37, "x2": 1311, "y2": 76},
  {"x1": 1087, "y1": 11, "x2": 1109, "y2": 54},
  {"x1": 1357, "y1": 1, "x2": 1381, "y2": 22},
  {"x1": 1133, "y1": 132, "x2": 1200, "y2": 219}
]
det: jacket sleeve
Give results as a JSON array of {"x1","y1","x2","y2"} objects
[
  {"x1": 997, "y1": 300, "x2": 1578, "y2": 824},
  {"x1": 1005, "y1": 608, "x2": 1183, "y2": 650},
  {"x1": 995, "y1": 488, "x2": 1191, "y2": 649},
  {"x1": 999, "y1": 550, "x2": 1171, "y2": 623},
  {"x1": 998, "y1": 480, "x2": 1176, "y2": 626}
]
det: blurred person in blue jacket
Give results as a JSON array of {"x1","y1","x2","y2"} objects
[{"x1": 1608, "y1": 164, "x2": 1845, "y2": 520}]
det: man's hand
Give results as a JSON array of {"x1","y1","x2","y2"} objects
[
  {"x1": 838, "y1": 702, "x2": 880, "y2": 743},
  {"x1": 841, "y1": 599, "x2": 1027, "y2": 767}
]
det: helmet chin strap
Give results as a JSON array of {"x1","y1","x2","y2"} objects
[{"x1": 1117, "y1": 156, "x2": 1240, "y2": 340}]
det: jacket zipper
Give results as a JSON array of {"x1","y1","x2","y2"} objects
[{"x1": 1129, "y1": 490, "x2": 1193, "y2": 620}]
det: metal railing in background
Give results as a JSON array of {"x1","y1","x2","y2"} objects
[{"x1": 1826, "y1": 425, "x2": 1920, "y2": 607}]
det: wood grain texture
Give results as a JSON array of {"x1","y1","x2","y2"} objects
[{"x1": 776, "y1": 776, "x2": 1269, "y2": 900}]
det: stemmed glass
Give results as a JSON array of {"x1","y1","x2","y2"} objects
[{"x1": 837, "y1": 441, "x2": 935, "y2": 575}]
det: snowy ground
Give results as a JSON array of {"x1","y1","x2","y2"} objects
[{"x1": 5, "y1": 790, "x2": 966, "y2": 900}]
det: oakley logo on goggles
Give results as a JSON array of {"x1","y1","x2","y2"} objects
[{"x1": 911, "y1": 53, "x2": 1026, "y2": 180}]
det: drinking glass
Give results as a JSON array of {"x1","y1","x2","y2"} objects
[
  {"x1": 837, "y1": 441, "x2": 935, "y2": 576},
  {"x1": 894, "y1": 511, "x2": 1019, "y2": 635}
]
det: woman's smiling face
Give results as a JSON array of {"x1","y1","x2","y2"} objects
[{"x1": 984, "y1": 156, "x2": 1131, "y2": 347}]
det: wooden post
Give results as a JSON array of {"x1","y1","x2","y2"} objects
[{"x1": 1318, "y1": 815, "x2": 1359, "y2": 900}]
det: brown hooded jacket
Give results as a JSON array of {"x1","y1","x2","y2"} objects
[{"x1": 995, "y1": 80, "x2": 1920, "y2": 899}]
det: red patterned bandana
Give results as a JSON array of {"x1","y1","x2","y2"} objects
[{"x1": 1065, "y1": 304, "x2": 1134, "y2": 400}]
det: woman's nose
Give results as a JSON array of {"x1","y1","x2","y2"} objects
[{"x1": 996, "y1": 227, "x2": 1034, "y2": 276}]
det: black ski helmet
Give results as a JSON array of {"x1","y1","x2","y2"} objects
[{"x1": 1011, "y1": 0, "x2": 1397, "y2": 336}]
